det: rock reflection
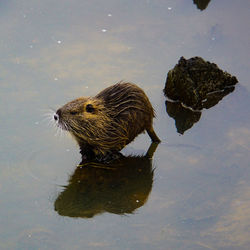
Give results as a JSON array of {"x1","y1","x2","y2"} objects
[
  {"x1": 54, "y1": 143, "x2": 159, "y2": 218},
  {"x1": 164, "y1": 56, "x2": 238, "y2": 134},
  {"x1": 165, "y1": 101, "x2": 201, "y2": 135},
  {"x1": 193, "y1": 0, "x2": 211, "y2": 11}
]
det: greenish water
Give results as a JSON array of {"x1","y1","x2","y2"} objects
[{"x1": 0, "y1": 0, "x2": 250, "y2": 249}]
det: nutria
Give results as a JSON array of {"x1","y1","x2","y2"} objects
[{"x1": 54, "y1": 82, "x2": 160, "y2": 161}]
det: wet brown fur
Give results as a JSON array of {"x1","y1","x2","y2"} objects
[{"x1": 55, "y1": 82, "x2": 160, "y2": 159}]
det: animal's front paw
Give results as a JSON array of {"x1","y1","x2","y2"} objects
[{"x1": 80, "y1": 148, "x2": 95, "y2": 162}]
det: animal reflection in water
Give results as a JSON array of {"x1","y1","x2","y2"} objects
[{"x1": 54, "y1": 142, "x2": 159, "y2": 218}]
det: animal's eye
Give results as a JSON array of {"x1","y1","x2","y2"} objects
[
  {"x1": 86, "y1": 104, "x2": 95, "y2": 113},
  {"x1": 70, "y1": 111, "x2": 77, "y2": 115}
]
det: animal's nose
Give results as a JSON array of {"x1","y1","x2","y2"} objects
[{"x1": 54, "y1": 108, "x2": 62, "y2": 121}]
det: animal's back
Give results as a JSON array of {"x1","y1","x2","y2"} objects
[
  {"x1": 96, "y1": 82, "x2": 155, "y2": 143},
  {"x1": 96, "y1": 82, "x2": 154, "y2": 117}
]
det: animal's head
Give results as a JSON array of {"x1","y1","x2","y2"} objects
[{"x1": 54, "y1": 97, "x2": 109, "y2": 142}]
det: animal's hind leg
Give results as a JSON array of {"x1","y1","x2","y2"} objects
[
  {"x1": 145, "y1": 142, "x2": 159, "y2": 159},
  {"x1": 146, "y1": 125, "x2": 161, "y2": 143}
]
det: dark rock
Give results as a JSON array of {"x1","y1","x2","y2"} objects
[
  {"x1": 193, "y1": 0, "x2": 211, "y2": 11},
  {"x1": 201, "y1": 86, "x2": 235, "y2": 109},
  {"x1": 163, "y1": 56, "x2": 238, "y2": 110}
]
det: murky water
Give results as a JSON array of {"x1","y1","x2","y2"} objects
[{"x1": 0, "y1": 0, "x2": 250, "y2": 249}]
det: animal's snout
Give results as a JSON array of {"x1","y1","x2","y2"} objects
[{"x1": 54, "y1": 109, "x2": 62, "y2": 121}]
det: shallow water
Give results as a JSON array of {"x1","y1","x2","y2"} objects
[{"x1": 0, "y1": 0, "x2": 250, "y2": 249}]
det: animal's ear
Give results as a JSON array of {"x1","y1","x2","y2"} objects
[{"x1": 86, "y1": 104, "x2": 95, "y2": 113}]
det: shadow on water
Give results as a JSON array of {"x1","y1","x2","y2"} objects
[
  {"x1": 54, "y1": 143, "x2": 159, "y2": 218},
  {"x1": 193, "y1": 0, "x2": 211, "y2": 11}
]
